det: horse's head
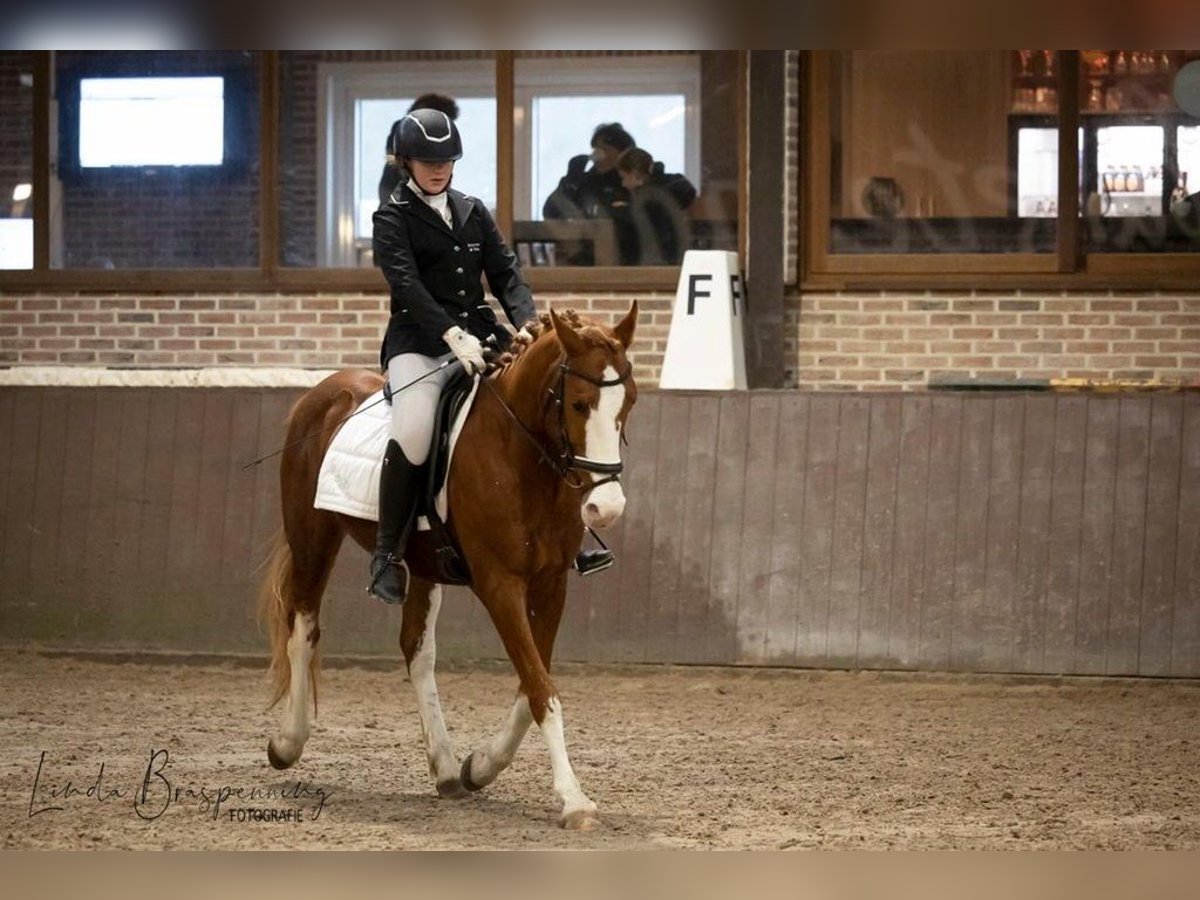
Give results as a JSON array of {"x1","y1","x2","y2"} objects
[{"x1": 548, "y1": 302, "x2": 639, "y2": 530}]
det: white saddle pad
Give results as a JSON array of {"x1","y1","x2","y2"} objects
[{"x1": 313, "y1": 381, "x2": 479, "y2": 529}]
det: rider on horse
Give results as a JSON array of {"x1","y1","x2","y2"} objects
[{"x1": 369, "y1": 108, "x2": 537, "y2": 605}]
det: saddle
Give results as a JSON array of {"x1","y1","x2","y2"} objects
[{"x1": 384, "y1": 367, "x2": 475, "y2": 586}]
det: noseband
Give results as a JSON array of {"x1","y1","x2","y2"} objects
[
  {"x1": 481, "y1": 357, "x2": 632, "y2": 495},
  {"x1": 549, "y1": 361, "x2": 632, "y2": 492}
]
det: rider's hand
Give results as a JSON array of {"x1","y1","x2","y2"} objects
[
  {"x1": 443, "y1": 326, "x2": 487, "y2": 375},
  {"x1": 513, "y1": 323, "x2": 535, "y2": 349}
]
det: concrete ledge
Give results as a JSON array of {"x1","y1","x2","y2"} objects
[{"x1": 0, "y1": 366, "x2": 340, "y2": 388}]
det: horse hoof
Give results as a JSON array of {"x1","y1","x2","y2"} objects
[
  {"x1": 436, "y1": 778, "x2": 468, "y2": 799},
  {"x1": 561, "y1": 809, "x2": 600, "y2": 832},
  {"x1": 267, "y1": 739, "x2": 297, "y2": 770},
  {"x1": 459, "y1": 753, "x2": 486, "y2": 792}
]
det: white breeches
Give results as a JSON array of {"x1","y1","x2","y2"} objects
[{"x1": 387, "y1": 351, "x2": 458, "y2": 465}]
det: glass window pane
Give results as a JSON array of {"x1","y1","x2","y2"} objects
[
  {"x1": 830, "y1": 50, "x2": 1058, "y2": 254},
  {"x1": 1, "y1": 52, "x2": 35, "y2": 270},
  {"x1": 53, "y1": 51, "x2": 260, "y2": 269},
  {"x1": 280, "y1": 52, "x2": 495, "y2": 269},
  {"x1": 1080, "y1": 49, "x2": 1200, "y2": 252},
  {"x1": 514, "y1": 51, "x2": 737, "y2": 268}
]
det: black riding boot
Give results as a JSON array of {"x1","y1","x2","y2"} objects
[{"x1": 369, "y1": 439, "x2": 421, "y2": 604}]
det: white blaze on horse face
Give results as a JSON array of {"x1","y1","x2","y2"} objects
[{"x1": 581, "y1": 365, "x2": 627, "y2": 529}]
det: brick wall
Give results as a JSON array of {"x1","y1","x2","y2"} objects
[
  {"x1": 786, "y1": 291, "x2": 1200, "y2": 390},
  {"x1": 0, "y1": 291, "x2": 670, "y2": 379},
  {"x1": 6, "y1": 288, "x2": 1199, "y2": 391}
]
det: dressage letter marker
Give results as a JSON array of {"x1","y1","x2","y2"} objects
[{"x1": 660, "y1": 250, "x2": 748, "y2": 390}]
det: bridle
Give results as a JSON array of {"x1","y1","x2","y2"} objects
[{"x1": 482, "y1": 357, "x2": 633, "y2": 495}]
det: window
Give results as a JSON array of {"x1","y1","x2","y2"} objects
[
  {"x1": 2, "y1": 51, "x2": 745, "y2": 290},
  {"x1": 308, "y1": 56, "x2": 496, "y2": 268},
  {"x1": 0, "y1": 52, "x2": 34, "y2": 270},
  {"x1": 806, "y1": 50, "x2": 1200, "y2": 285},
  {"x1": 53, "y1": 51, "x2": 260, "y2": 270},
  {"x1": 512, "y1": 51, "x2": 736, "y2": 269},
  {"x1": 822, "y1": 51, "x2": 1059, "y2": 259}
]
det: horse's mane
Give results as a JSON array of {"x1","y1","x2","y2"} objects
[{"x1": 489, "y1": 308, "x2": 622, "y2": 377}]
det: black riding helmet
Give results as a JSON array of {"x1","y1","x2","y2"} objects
[{"x1": 391, "y1": 108, "x2": 463, "y2": 162}]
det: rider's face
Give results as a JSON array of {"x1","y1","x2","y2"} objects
[{"x1": 409, "y1": 159, "x2": 455, "y2": 194}]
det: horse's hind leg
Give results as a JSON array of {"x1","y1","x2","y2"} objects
[
  {"x1": 401, "y1": 577, "x2": 466, "y2": 798},
  {"x1": 263, "y1": 513, "x2": 343, "y2": 770}
]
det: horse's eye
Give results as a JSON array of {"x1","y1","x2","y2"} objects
[{"x1": 572, "y1": 401, "x2": 588, "y2": 414}]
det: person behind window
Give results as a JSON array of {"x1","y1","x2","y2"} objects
[
  {"x1": 369, "y1": 108, "x2": 537, "y2": 605},
  {"x1": 613, "y1": 147, "x2": 697, "y2": 265},
  {"x1": 378, "y1": 93, "x2": 460, "y2": 207},
  {"x1": 542, "y1": 122, "x2": 637, "y2": 221}
]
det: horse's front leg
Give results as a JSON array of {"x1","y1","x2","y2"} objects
[
  {"x1": 400, "y1": 578, "x2": 466, "y2": 798},
  {"x1": 465, "y1": 570, "x2": 597, "y2": 830}
]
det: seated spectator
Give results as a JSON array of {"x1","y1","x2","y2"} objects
[
  {"x1": 542, "y1": 122, "x2": 637, "y2": 221},
  {"x1": 613, "y1": 147, "x2": 697, "y2": 264}
]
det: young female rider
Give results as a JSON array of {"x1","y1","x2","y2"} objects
[{"x1": 369, "y1": 108, "x2": 537, "y2": 604}]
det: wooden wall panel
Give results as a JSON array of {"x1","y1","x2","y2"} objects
[{"x1": 2, "y1": 386, "x2": 1198, "y2": 679}]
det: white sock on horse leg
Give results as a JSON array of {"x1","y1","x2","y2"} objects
[
  {"x1": 275, "y1": 612, "x2": 316, "y2": 760},
  {"x1": 538, "y1": 695, "x2": 596, "y2": 822}
]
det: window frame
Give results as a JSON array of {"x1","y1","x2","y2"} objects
[
  {"x1": 4, "y1": 50, "x2": 742, "y2": 294},
  {"x1": 801, "y1": 49, "x2": 1200, "y2": 291}
]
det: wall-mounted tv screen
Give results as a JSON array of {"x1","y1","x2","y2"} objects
[{"x1": 78, "y1": 76, "x2": 225, "y2": 168}]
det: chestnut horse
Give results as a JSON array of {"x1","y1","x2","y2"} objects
[{"x1": 259, "y1": 304, "x2": 637, "y2": 830}]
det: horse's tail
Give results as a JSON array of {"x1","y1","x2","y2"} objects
[{"x1": 258, "y1": 530, "x2": 299, "y2": 710}]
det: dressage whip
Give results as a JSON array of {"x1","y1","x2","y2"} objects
[{"x1": 240, "y1": 359, "x2": 458, "y2": 471}]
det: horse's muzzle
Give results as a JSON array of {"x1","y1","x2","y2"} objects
[{"x1": 582, "y1": 483, "x2": 626, "y2": 529}]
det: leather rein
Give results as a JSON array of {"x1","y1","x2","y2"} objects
[{"x1": 481, "y1": 358, "x2": 632, "y2": 495}]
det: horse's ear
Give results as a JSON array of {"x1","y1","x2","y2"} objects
[
  {"x1": 613, "y1": 299, "x2": 638, "y2": 350},
  {"x1": 550, "y1": 307, "x2": 585, "y2": 358}
]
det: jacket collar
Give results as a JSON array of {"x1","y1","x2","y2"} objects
[{"x1": 397, "y1": 183, "x2": 474, "y2": 237}]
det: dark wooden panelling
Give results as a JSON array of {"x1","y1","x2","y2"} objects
[
  {"x1": 2, "y1": 386, "x2": 1198, "y2": 680},
  {"x1": 735, "y1": 394, "x2": 780, "y2": 664},
  {"x1": 1013, "y1": 396, "x2": 1055, "y2": 673},
  {"x1": 1139, "y1": 396, "x2": 1183, "y2": 676},
  {"x1": 887, "y1": 395, "x2": 932, "y2": 668},
  {"x1": 707, "y1": 393, "x2": 750, "y2": 664},
  {"x1": 1076, "y1": 397, "x2": 1119, "y2": 675},
  {"x1": 982, "y1": 395, "x2": 1024, "y2": 673},
  {"x1": 28, "y1": 391, "x2": 68, "y2": 602},
  {"x1": 950, "y1": 396, "x2": 992, "y2": 671},
  {"x1": 826, "y1": 396, "x2": 870, "y2": 667},
  {"x1": 644, "y1": 395, "x2": 689, "y2": 662},
  {"x1": 1108, "y1": 398, "x2": 1151, "y2": 675},
  {"x1": 1173, "y1": 399, "x2": 1200, "y2": 677},
  {"x1": 616, "y1": 392, "x2": 661, "y2": 663},
  {"x1": 111, "y1": 391, "x2": 151, "y2": 641},
  {"x1": 765, "y1": 393, "x2": 809, "y2": 663},
  {"x1": 2, "y1": 392, "x2": 41, "y2": 616},
  {"x1": 856, "y1": 397, "x2": 901, "y2": 667},
  {"x1": 675, "y1": 395, "x2": 720, "y2": 664},
  {"x1": 797, "y1": 396, "x2": 839, "y2": 662},
  {"x1": 1043, "y1": 396, "x2": 1088, "y2": 674},
  {"x1": 921, "y1": 395, "x2": 962, "y2": 670}
]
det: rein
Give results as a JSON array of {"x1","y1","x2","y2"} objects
[{"x1": 481, "y1": 357, "x2": 632, "y2": 496}]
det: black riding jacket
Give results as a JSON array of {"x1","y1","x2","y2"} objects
[{"x1": 373, "y1": 183, "x2": 536, "y2": 368}]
